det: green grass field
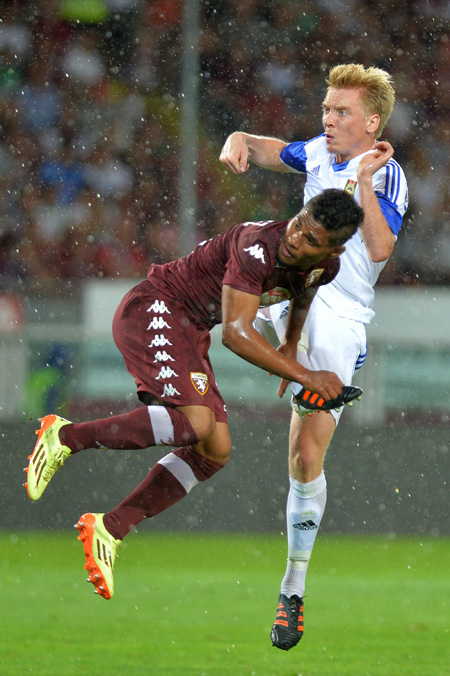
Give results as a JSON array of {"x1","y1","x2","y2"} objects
[{"x1": 1, "y1": 532, "x2": 447, "y2": 676}]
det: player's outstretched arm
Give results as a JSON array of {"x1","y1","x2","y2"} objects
[
  {"x1": 221, "y1": 285, "x2": 343, "y2": 401},
  {"x1": 219, "y1": 132, "x2": 290, "y2": 174}
]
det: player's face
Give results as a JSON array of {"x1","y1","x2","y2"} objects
[
  {"x1": 322, "y1": 87, "x2": 379, "y2": 162},
  {"x1": 278, "y1": 209, "x2": 344, "y2": 269}
]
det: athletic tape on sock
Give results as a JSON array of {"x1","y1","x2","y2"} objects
[
  {"x1": 290, "y1": 471, "x2": 327, "y2": 499},
  {"x1": 147, "y1": 406, "x2": 175, "y2": 445},
  {"x1": 157, "y1": 452, "x2": 200, "y2": 493}
]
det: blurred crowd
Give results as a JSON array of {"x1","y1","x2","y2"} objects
[{"x1": 1, "y1": 0, "x2": 449, "y2": 291}]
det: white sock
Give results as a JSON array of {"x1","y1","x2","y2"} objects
[{"x1": 280, "y1": 472, "x2": 327, "y2": 598}]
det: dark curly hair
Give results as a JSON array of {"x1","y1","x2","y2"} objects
[{"x1": 307, "y1": 189, "x2": 364, "y2": 245}]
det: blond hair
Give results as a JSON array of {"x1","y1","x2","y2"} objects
[{"x1": 326, "y1": 64, "x2": 395, "y2": 137}]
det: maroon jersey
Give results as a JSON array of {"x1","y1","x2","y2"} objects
[{"x1": 148, "y1": 220, "x2": 339, "y2": 330}]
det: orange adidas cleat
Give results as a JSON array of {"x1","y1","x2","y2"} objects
[{"x1": 76, "y1": 513, "x2": 121, "y2": 600}]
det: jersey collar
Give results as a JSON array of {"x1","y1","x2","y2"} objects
[{"x1": 332, "y1": 158, "x2": 350, "y2": 172}]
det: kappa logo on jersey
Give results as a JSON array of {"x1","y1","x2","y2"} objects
[
  {"x1": 190, "y1": 372, "x2": 209, "y2": 395},
  {"x1": 259, "y1": 287, "x2": 291, "y2": 306},
  {"x1": 344, "y1": 179, "x2": 357, "y2": 196},
  {"x1": 161, "y1": 383, "x2": 181, "y2": 397},
  {"x1": 311, "y1": 165, "x2": 320, "y2": 176},
  {"x1": 305, "y1": 268, "x2": 324, "y2": 287},
  {"x1": 149, "y1": 334, "x2": 172, "y2": 347},
  {"x1": 147, "y1": 300, "x2": 171, "y2": 314},
  {"x1": 153, "y1": 350, "x2": 175, "y2": 363},
  {"x1": 155, "y1": 366, "x2": 178, "y2": 380},
  {"x1": 243, "y1": 244, "x2": 266, "y2": 264},
  {"x1": 147, "y1": 316, "x2": 171, "y2": 330}
]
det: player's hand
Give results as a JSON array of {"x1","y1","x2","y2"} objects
[
  {"x1": 219, "y1": 132, "x2": 250, "y2": 174},
  {"x1": 357, "y1": 140, "x2": 394, "y2": 179},
  {"x1": 300, "y1": 369, "x2": 344, "y2": 400}
]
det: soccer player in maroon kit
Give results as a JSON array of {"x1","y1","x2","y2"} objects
[{"x1": 25, "y1": 188, "x2": 363, "y2": 602}]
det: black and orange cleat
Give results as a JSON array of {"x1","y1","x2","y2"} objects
[
  {"x1": 270, "y1": 593, "x2": 304, "y2": 651},
  {"x1": 293, "y1": 385, "x2": 363, "y2": 418}
]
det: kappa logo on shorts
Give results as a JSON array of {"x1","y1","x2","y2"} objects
[
  {"x1": 305, "y1": 268, "x2": 324, "y2": 287},
  {"x1": 147, "y1": 300, "x2": 171, "y2": 314},
  {"x1": 190, "y1": 372, "x2": 209, "y2": 395},
  {"x1": 153, "y1": 350, "x2": 175, "y2": 363},
  {"x1": 162, "y1": 383, "x2": 181, "y2": 397},
  {"x1": 147, "y1": 316, "x2": 171, "y2": 330},
  {"x1": 149, "y1": 334, "x2": 173, "y2": 347},
  {"x1": 156, "y1": 366, "x2": 178, "y2": 380}
]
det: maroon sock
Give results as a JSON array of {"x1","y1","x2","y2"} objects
[
  {"x1": 103, "y1": 447, "x2": 225, "y2": 540},
  {"x1": 59, "y1": 406, "x2": 199, "y2": 453}
]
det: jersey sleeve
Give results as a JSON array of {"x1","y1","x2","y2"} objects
[
  {"x1": 374, "y1": 159, "x2": 409, "y2": 236},
  {"x1": 306, "y1": 257, "x2": 340, "y2": 290},
  {"x1": 222, "y1": 228, "x2": 273, "y2": 296},
  {"x1": 279, "y1": 135, "x2": 325, "y2": 174},
  {"x1": 280, "y1": 141, "x2": 307, "y2": 173},
  {"x1": 317, "y1": 257, "x2": 340, "y2": 286}
]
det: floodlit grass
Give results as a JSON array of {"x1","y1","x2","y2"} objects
[{"x1": 0, "y1": 532, "x2": 448, "y2": 676}]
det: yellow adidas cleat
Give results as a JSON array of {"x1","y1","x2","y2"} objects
[
  {"x1": 76, "y1": 513, "x2": 121, "y2": 600},
  {"x1": 25, "y1": 415, "x2": 72, "y2": 501}
]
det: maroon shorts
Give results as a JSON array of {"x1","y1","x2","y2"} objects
[{"x1": 112, "y1": 280, "x2": 228, "y2": 424}]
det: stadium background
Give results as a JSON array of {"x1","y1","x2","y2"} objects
[{"x1": 1, "y1": 0, "x2": 449, "y2": 535}]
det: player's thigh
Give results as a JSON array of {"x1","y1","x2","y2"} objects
[
  {"x1": 192, "y1": 421, "x2": 232, "y2": 465},
  {"x1": 305, "y1": 298, "x2": 366, "y2": 382},
  {"x1": 177, "y1": 404, "x2": 216, "y2": 441}
]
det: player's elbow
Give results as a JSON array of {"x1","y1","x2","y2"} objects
[
  {"x1": 370, "y1": 244, "x2": 394, "y2": 263},
  {"x1": 222, "y1": 322, "x2": 248, "y2": 354},
  {"x1": 222, "y1": 324, "x2": 237, "y2": 350},
  {"x1": 370, "y1": 251, "x2": 390, "y2": 263},
  {"x1": 368, "y1": 236, "x2": 395, "y2": 263}
]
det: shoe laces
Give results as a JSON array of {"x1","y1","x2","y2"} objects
[
  {"x1": 288, "y1": 595, "x2": 302, "y2": 619},
  {"x1": 43, "y1": 448, "x2": 68, "y2": 478}
]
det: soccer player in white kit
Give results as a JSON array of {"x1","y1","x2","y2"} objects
[{"x1": 220, "y1": 63, "x2": 408, "y2": 650}]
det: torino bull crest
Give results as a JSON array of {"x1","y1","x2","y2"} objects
[{"x1": 190, "y1": 372, "x2": 209, "y2": 395}]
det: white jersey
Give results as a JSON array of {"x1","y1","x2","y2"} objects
[{"x1": 280, "y1": 134, "x2": 408, "y2": 323}]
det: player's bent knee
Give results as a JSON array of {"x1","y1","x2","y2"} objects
[
  {"x1": 193, "y1": 422, "x2": 232, "y2": 465},
  {"x1": 193, "y1": 418, "x2": 216, "y2": 441},
  {"x1": 213, "y1": 439, "x2": 232, "y2": 465},
  {"x1": 289, "y1": 448, "x2": 324, "y2": 482},
  {"x1": 193, "y1": 438, "x2": 231, "y2": 465}
]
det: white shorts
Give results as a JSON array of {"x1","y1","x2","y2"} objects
[{"x1": 255, "y1": 295, "x2": 367, "y2": 424}]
